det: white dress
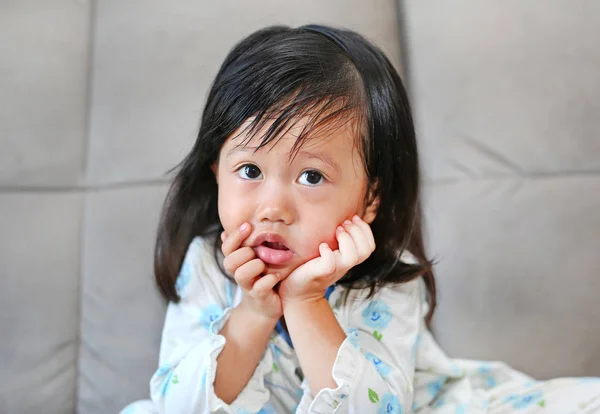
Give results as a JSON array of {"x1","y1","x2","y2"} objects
[{"x1": 121, "y1": 236, "x2": 600, "y2": 413}]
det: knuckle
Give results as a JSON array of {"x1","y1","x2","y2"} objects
[
  {"x1": 346, "y1": 252, "x2": 358, "y2": 263},
  {"x1": 342, "y1": 257, "x2": 357, "y2": 269},
  {"x1": 223, "y1": 263, "x2": 234, "y2": 275},
  {"x1": 241, "y1": 246, "x2": 255, "y2": 258},
  {"x1": 221, "y1": 242, "x2": 233, "y2": 256},
  {"x1": 323, "y1": 262, "x2": 336, "y2": 275},
  {"x1": 253, "y1": 258, "x2": 266, "y2": 272},
  {"x1": 234, "y1": 267, "x2": 247, "y2": 283},
  {"x1": 253, "y1": 288, "x2": 267, "y2": 299}
]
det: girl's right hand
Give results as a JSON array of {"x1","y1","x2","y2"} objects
[{"x1": 221, "y1": 222, "x2": 283, "y2": 321}]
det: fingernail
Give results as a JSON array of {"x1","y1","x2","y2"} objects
[
  {"x1": 240, "y1": 222, "x2": 249, "y2": 231},
  {"x1": 343, "y1": 220, "x2": 352, "y2": 225},
  {"x1": 320, "y1": 243, "x2": 328, "y2": 249},
  {"x1": 352, "y1": 215, "x2": 361, "y2": 222},
  {"x1": 337, "y1": 226, "x2": 344, "y2": 232}
]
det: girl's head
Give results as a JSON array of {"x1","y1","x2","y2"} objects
[{"x1": 155, "y1": 24, "x2": 436, "y2": 321}]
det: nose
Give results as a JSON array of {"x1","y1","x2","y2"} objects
[{"x1": 255, "y1": 180, "x2": 295, "y2": 225}]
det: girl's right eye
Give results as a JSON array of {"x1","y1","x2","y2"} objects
[{"x1": 237, "y1": 164, "x2": 263, "y2": 180}]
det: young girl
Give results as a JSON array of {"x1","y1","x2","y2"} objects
[{"x1": 121, "y1": 25, "x2": 600, "y2": 414}]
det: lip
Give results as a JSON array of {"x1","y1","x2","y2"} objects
[{"x1": 251, "y1": 232, "x2": 294, "y2": 265}]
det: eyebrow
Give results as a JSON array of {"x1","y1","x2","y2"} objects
[
  {"x1": 226, "y1": 146, "x2": 341, "y2": 173},
  {"x1": 226, "y1": 146, "x2": 257, "y2": 158},
  {"x1": 297, "y1": 150, "x2": 341, "y2": 173}
]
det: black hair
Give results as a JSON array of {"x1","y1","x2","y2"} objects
[{"x1": 154, "y1": 24, "x2": 437, "y2": 323}]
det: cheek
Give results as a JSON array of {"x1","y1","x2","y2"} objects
[
  {"x1": 298, "y1": 216, "x2": 342, "y2": 258},
  {"x1": 298, "y1": 193, "x2": 365, "y2": 256},
  {"x1": 217, "y1": 182, "x2": 252, "y2": 234}
]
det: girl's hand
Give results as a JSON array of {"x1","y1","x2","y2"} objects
[
  {"x1": 278, "y1": 215, "x2": 375, "y2": 304},
  {"x1": 222, "y1": 222, "x2": 283, "y2": 321}
]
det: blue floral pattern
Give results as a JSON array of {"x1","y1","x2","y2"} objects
[
  {"x1": 121, "y1": 236, "x2": 600, "y2": 414},
  {"x1": 153, "y1": 363, "x2": 175, "y2": 396},
  {"x1": 427, "y1": 377, "x2": 446, "y2": 398},
  {"x1": 257, "y1": 402, "x2": 278, "y2": 414},
  {"x1": 411, "y1": 334, "x2": 422, "y2": 362},
  {"x1": 503, "y1": 390, "x2": 544, "y2": 409},
  {"x1": 431, "y1": 396, "x2": 445, "y2": 408},
  {"x1": 161, "y1": 370, "x2": 175, "y2": 396},
  {"x1": 175, "y1": 258, "x2": 192, "y2": 297},
  {"x1": 365, "y1": 352, "x2": 392, "y2": 377},
  {"x1": 346, "y1": 328, "x2": 361, "y2": 349},
  {"x1": 199, "y1": 304, "x2": 224, "y2": 330},
  {"x1": 269, "y1": 342, "x2": 283, "y2": 361},
  {"x1": 362, "y1": 300, "x2": 393, "y2": 330},
  {"x1": 225, "y1": 280, "x2": 235, "y2": 307},
  {"x1": 455, "y1": 404, "x2": 467, "y2": 414},
  {"x1": 378, "y1": 393, "x2": 403, "y2": 414},
  {"x1": 478, "y1": 364, "x2": 497, "y2": 388}
]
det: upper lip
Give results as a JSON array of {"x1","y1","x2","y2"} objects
[{"x1": 251, "y1": 232, "x2": 292, "y2": 250}]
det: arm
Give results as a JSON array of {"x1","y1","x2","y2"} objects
[
  {"x1": 214, "y1": 221, "x2": 285, "y2": 403},
  {"x1": 282, "y1": 297, "x2": 346, "y2": 394},
  {"x1": 295, "y1": 281, "x2": 423, "y2": 414},
  {"x1": 214, "y1": 298, "x2": 278, "y2": 403},
  {"x1": 278, "y1": 216, "x2": 376, "y2": 397},
  {"x1": 279, "y1": 216, "x2": 421, "y2": 413},
  {"x1": 150, "y1": 236, "x2": 275, "y2": 414}
]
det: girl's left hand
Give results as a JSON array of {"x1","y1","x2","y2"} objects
[{"x1": 278, "y1": 215, "x2": 375, "y2": 304}]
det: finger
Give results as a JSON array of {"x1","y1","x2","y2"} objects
[
  {"x1": 220, "y1": 231, "x2": 227, "y2": 243},
  {"x1": 252, "y1": 273, "x2": 282, "y2": 298},
  {"x1": 221, "y1": 222, "x2": 251, "y2": 256},
  {"x1": 342, "y1": 219, "x2": 371, "y2": 259},
  {"x1": 223, "y1": 246, "x2": 255, "y2": 275},
  {"x1": 234, "y1": 258, "x2": 266, "y2": 290},
  {"x1": 317, "y1": 243, "x2": 337, "y2": 275},
  {"x1": 352, "y1": 215, "x2": 376, "y2": 251},
  {"x1": 292, "y1": 243, "x2": 336, "y2": 281},
  {"x1": 336, "y1": 226, "x2": 358, "y2": 267}
]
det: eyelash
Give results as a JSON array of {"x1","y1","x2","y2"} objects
[
  {"x1": 236, "y1": 164, "x2": 326, "y2": 186},
  {"x1": 236, "y1": 164, "x2": 262, "y2": 180}
]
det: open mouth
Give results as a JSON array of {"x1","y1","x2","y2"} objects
[
  {"x1": 262, "y1": 241, "x2": 289, "y2": 251},
  {"x1": 253, "y1": 234, "x2": 294, "y2": 265}
]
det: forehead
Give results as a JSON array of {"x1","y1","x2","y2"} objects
[{"x1": 224, "y1": 113, "x2": 361, "y2": 158}]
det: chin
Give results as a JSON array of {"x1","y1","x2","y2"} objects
[{"x1": 264, "y1": 263, "x2": 296, "y2": 279}]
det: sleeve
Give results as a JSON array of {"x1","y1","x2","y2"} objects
[
  {"x1": 149, "y1": 237, "x2": 273, "y2": 414},
  {"x1": 296, "y1": 277, "x2": 423, "y2": 414}
]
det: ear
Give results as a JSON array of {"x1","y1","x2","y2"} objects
[
  {"x1": 362, "y1": 186, "x2": 380, "y2": 224},
  {"x1": 211, "y1": 162, "x2": 219, "y2": 184}
]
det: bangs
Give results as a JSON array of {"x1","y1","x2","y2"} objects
[
  {"x1": 233, "y1": 91, "x2": 365, "y2": 161},
  {"x1": 208, "y1": 27, "x2": 367, "y2": 162}
]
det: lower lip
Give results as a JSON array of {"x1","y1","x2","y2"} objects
[{"x1": 254, "y1": 245, "x2": 294, "y2": 265}]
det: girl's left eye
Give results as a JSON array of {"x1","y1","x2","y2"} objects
[{"x1": 298, "y1": 170, "x2": 325, "y2": 186}]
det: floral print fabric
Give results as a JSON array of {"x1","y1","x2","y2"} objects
[{"x1": 121, "y1": 237, "x2": 600, "y2": 413}]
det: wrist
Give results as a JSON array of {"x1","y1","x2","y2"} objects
[
  {"x1": 238, "y1": 296, "x2": 281, "y2": 326},
  {"x1": 279, "y1": 283, "x2": 327, "y2": 307},
  {"x1": 282, "y1": 295, "x2": 328, "y2": 313}
]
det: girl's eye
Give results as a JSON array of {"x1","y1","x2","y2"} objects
[
  {"x1": 237, "y1": 164, "x2": 262, "y2": 180},
  {"x1": 298, "y1": 170, "x2": 324, "y2": 186}
]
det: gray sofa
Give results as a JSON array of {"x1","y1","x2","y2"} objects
[{"x1": 1, "y1": 1, "x2": 599, "y2": 413}]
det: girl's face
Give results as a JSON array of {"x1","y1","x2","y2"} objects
[{"x1": 213, "y1": 116, "x2": 378, "y2": 279}]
